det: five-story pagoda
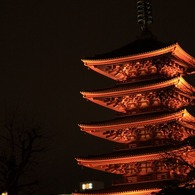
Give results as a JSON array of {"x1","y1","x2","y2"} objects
[{"x1": 75, "y1": 1, "x2": 195, "y2": 195}]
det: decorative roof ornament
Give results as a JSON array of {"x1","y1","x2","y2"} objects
[{"x1": 137, "y1": 0, "x2": 153, "y2": 32}]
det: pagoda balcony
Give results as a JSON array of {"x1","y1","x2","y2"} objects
[
  {"x1": 112, "y1": 172, "x2": 173, "y2": 186},
  {"x1": 114, "y1": 139, "x2": 171, "y2": 151}
]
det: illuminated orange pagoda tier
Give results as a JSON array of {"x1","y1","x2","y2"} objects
[{"x1": 75, "y1": 1, "x2": 195, "y2": 195}]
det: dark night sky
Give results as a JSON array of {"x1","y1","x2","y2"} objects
[{"x1": 0, "y1": 0, "x2": 195, "y2": 194}]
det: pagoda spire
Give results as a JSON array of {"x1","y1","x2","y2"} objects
[{"x1": 137, "y1": 0, "x2": 153, "y2": 32}]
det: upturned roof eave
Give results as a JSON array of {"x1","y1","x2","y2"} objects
[
  {"x1": 76, "y1": 146, "x2": 190, "y2": 163},
  {"x1": 79, "y1": 109, "x2": 193, "y2": 130},
  {"x1": 81, "y1": 43, "x2": 178, "y2": 65},
  {"x1": 81, "y1": 43, "x2": 195, "y2": 67},
  {"x1": 81, "y1": 76, "x2": 195, "y2": 97}
]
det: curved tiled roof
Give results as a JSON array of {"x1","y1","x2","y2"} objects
[
  {"x1": 81, "y1": 42, "x2": 195, "y2": 68},
  {"x1": 83, "y1": 35, "x2": 172, "y2": 60},
  {"x1": 76, "y1": 144, "x2": 190, "y2": 161},
  {"x1": 81, "y1": 76, "x2": 195, "y2": 97},
  {"x1": 79, "y1": 110, "x2": 188, "y2": 128}
]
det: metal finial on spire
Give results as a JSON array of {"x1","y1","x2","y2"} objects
[{"x1": 137, "y1": 0, "x2": 153, "y2": 32}]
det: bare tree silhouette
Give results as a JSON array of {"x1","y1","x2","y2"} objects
[{"x1": 0, "y1": 106, "x2": 44, "y2": 195}]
